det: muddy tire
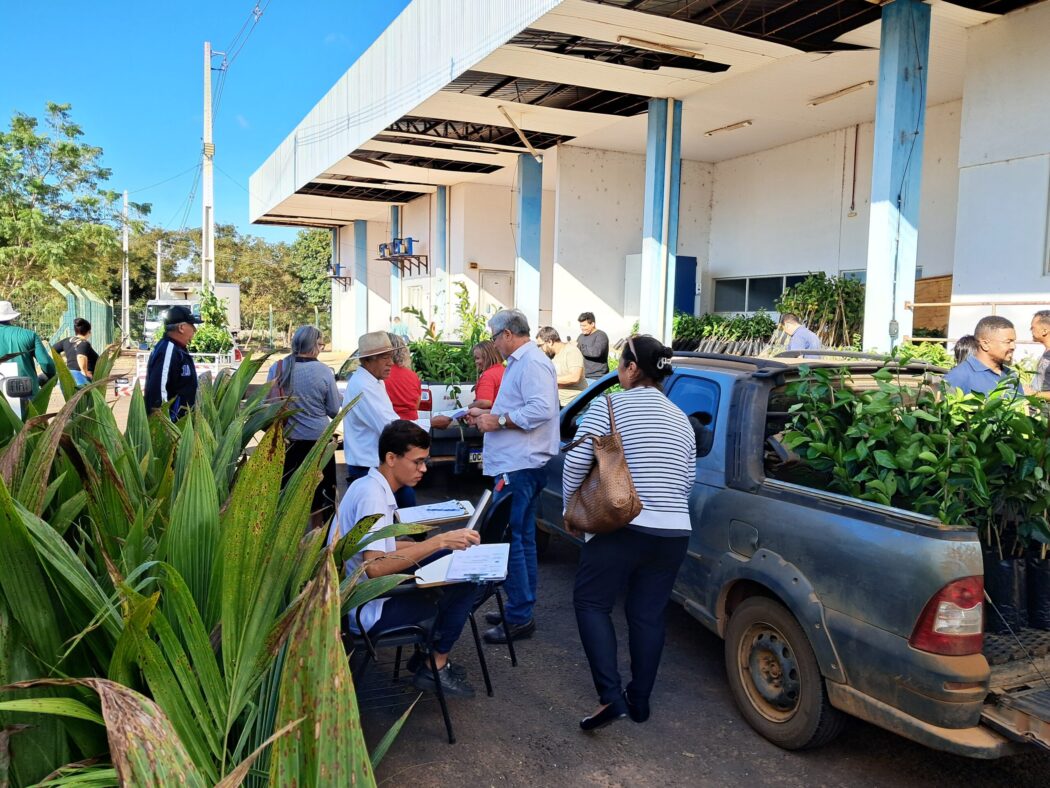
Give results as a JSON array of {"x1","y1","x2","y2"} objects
[{"x1": 724, "y1": 596, "x2": 846, "y2": 750}]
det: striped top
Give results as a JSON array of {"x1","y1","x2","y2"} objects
[{"x1": 563, "y1": 386, "x2": 696, "y2": 535}]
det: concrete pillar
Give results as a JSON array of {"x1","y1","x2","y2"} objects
[
  {"x1": 353, "y1": 219, "x2": 368, "y2": 340},
  {"x1": 514, "y1": 154, "x2": 543, "y2": 332},
  {"x1": 639, "y1": 97, "x2": 682, "y2": 344},
  {"x1": 862, "y1": 0, "x2": 931, "y2": 352},
  {"x1": 390, "y1": 205, "x2": 402, "y2": 321},
  {"x1": 434, "y1": 186, "x2": 448, "y2": 332}
]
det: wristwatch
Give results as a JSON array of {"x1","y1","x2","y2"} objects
[{"x1": 497, "y1": 414, "x2": 508, "y2": 429}]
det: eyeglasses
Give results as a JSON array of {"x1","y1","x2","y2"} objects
[{"x1": 625, "y1": 336, "x2": 638, "y2": 365}]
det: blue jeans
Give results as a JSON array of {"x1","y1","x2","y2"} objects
[
  {"x1": 346, "y1": 464, "x2": 416, "y2": 509},
  {"x1": 370, "y1": 552, "x2": 477, "y2": 655},
  {"x1": 71, "y1": 371, "x2": 90, "y2": 387},
  {"x1": 492, "y1": 466, "x2": 548, "y2": 625}
]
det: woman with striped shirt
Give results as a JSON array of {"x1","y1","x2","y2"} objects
[{"x1": 564, "y1": 335, "x2": 696, "y2": 731}]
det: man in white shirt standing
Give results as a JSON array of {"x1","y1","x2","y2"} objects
[
  {"x1": 467, "y1": 309, "x2": 559, "y2": 644},
  {"x1": 342, "y1": 331, "x2": 415, "y2": 508},
  {"x1": 332, "y1": 420, "x2": 481, "y2": 696}
]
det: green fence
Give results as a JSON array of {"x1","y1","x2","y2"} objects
[{"x1": 49, "y1": 281, "x2": 115, "y2": 347}]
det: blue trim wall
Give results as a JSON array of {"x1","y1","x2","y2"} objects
[
  {"x1": 354, "y1": 219, "x2": 368, "y2": 339},
  {"x1": 514, "y1": 154, "x2": 543, "y2": 332},
  {"x1": 390, "y1": 205, "x2": 402, "y2": 318}
]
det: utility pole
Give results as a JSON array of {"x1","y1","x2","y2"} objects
[
  {"x1": 155, "y1": 240, "x2": 163, "y2": 300},
  {"x1": 121, "y1": 190, "x2": 130, "y2": 346},
  {"x1": 201, "y1": 40, "x2": 216, "y2": 289}
]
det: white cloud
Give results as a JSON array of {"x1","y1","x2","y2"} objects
[
  {"x1": 323, "y1": 32, "x2": 347, "y2": 46},
  {"x1": 236, "y1": 114, "x2": 250, "y2": 129}
]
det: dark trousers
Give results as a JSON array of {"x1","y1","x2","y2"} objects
[
  {"x1": 346, "y1": 464, "x2": 416, "y2": 509},
  {"x1": 492, "y1": 466, "x2": 548, "y2": 625},
  {"x1": 370, "y1": 553, "x2": 477, "y2": 655},
  {"x1": 573, "y1": 529, "x2": 688, "y2": 706},
  {"x1": 285, "y1": 439, "x2": 336, "y2": 523}
]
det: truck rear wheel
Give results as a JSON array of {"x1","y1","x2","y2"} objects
[{"x1": 724, "y1": 596, "x2": 845, "y2": 750}]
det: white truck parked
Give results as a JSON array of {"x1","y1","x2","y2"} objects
[{"x1": 144, "y1": 282, "x2": 241, "y2": 341}]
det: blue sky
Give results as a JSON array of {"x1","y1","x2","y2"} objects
[{"x1": 0, "y1": 0, "x2": 412, "y2": 243}]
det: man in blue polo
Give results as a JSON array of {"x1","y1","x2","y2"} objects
[
  {"x1": 780, "y1": 313, "x2": 822, "y2": 352},
  {"x1": 943, "y1": 315, "x2": 1024, "y2": 396}
]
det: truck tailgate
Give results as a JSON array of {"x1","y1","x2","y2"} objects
[{"x1": 982, "y1": 629, "x2": 1050, "y2": 752}]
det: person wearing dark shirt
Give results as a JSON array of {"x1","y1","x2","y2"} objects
[
  {"x1": 576, "y1": 312, "x2": 609, "y2": 380},
  {"x1": 54, "y1": 317, "x2": 98, "y2": 386},
  {"x1": 145, "y1": 305, "x2": 202, "y2": 421},
  {"x1": 0, "y1": 300, "x2": 56, "y2": 394},
  {"x1": 943, "y1": 315, "x2": 1024, "y2": 396},
  {"x1": 1029, "y1": 311, "x2": 1050, "y2": 399}
]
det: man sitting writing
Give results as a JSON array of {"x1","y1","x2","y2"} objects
[{"x1": 331, "y1": 420, "x2": 481, "y2": 697}]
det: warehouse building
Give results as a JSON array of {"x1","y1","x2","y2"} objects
[{"x1": 250, "y1": 0, "x2": 1050, "y2": 355}]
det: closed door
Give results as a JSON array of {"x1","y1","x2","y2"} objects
[{"x1": 479, "y1": 270, "x2": 514, "y2": 316}]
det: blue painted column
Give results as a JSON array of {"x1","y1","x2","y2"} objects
[
  {"x1": 862, "y1": 0, "x2": 931, "y2": 352},
  {"x1": 639, "y1": 97, "x2": 682, "y2": 344},
  {"x1": 389, "y1": 205, "x2": 402, "y2": 321},
  {"x1": 353, "y1": 219, "x2": 368, "y2": 339},
  {"x1": 434, "y1": 186, "x2": 448, "y2": 331},
  {"x1": 514, "y1": 154, "x2": 543, "y2": 332}
]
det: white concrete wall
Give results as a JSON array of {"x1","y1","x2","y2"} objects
[
  {"x1": 949, "y1": 2, "x2": 1050, "y2": 361},
  {"x1": 331, "y1": 226, "x2": 356, "y2": 352},
  {"x1": 552, "y1": 145, "x2": 713, "y2": 341},
  {"x1": 703, "y1": 101, "x2": 962, "y2": 313}
]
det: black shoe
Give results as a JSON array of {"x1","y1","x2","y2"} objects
[
  {"x1": 580, "y1": 698, "x2": 628, "y2": 732},
  {"x1": 412, "y1": 663, "x2": 475, "y2": 698},
  {"x1": 484, "y1": 611, "x2": 502, "y2": 626},
  {"x1": 483, "y1": 618, "x2": 535, "y2": 644},
  {"x1": 623, "y1": 690, "x2": 650, "y2": 723},
  {"x1": 405, "y1": 651, "x2": 466, "y2": 679}
]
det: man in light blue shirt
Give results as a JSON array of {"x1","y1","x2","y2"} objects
[
  {"x1": 781, "y1": 313, "x2": 823, "y2": 352},
  {"x1": 468, "y1": 309, "x2": 559, "y2": 644}
]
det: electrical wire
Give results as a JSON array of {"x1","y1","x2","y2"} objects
[
  {"x1": 213, "y1": 0, "x2": 273, "y2": 119},
  {"x1": 128, "y1": 164, "x2": 201, "y2": 195}
]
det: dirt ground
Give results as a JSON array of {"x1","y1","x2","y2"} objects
[
  {"x1": 361, "y1": 498, "x2": 1050, "y2": 788},
  {"x1": 89, "y1": 353, "x2": 1050, "y2": 786}
]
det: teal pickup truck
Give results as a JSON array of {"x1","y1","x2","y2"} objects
[{"x1": 538, "y1": 352, "x2": 1050, "y2": 758}]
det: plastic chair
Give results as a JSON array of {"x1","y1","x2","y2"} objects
[
  {"x1": 468, "y1": 492, "x2": 519, "y2": 668},
  {"x1": 346, "y1": 584, "x2": 459, "y2": 744}
]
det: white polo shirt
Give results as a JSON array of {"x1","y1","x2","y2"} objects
[
  {"x1": 330, "y1": 467, "x2": 399, "y2": 632},
  {"x1": 342, "y1": 366, "x2": 399, "y2": 467}
]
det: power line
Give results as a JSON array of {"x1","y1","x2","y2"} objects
[
  {"x1": 128, "y1": 163, "x2": 200, "y2": 195},
  {"x1": 213, "y1": 0, "x2": 273, "y2": 119}
]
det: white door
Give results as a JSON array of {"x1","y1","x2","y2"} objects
[{"x1": 479, "y1": 270, "x2": 514, "y2": 317}]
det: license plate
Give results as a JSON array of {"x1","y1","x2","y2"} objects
[{"x1": 469, "y1": 449, "x2": 483, "y2": 464}]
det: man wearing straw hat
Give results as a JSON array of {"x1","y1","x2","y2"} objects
[
  {"x1": 342, "y1": 330, "x2": 417, "y2": 508},
  {"x1": 0, "y1": 300, "x2": 57, "y2": 395}
]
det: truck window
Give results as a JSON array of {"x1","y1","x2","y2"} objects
[{"x1": 665, "y1": 375, "x2": 720, "y2": 458}]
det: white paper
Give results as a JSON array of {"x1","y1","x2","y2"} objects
[
  {"x1": 396, "y1": 499, "x2": 474, "y2": 524},
  {"x1": 445, "y1": 543, "x2": 509, "y2": 582}
]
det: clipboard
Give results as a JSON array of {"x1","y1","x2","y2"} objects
[
  {"x1": 414, "y1": 544, "x2": 509, "y2": 587},
  {"x1": 395, "y1": 499, "x2": 475, "y2": 526}
]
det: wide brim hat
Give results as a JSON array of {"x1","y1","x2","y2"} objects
[
  {"x1": 352, "y1": 331, "x2": 395, "y2": 359},
  {"x1": 0, "y1": 301, "x2": 21, "y2": 321}
]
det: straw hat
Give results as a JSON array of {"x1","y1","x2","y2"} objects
[
  {"x1": 352, "y1": 331, "x2": 395, "y2": 359},
  {"x1": 0, "y1": 301, "x2": 21, "y2": 322}
]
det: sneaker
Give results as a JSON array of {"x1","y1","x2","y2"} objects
[
  {"x1": 412, "y1": 663, "x2": 476, "y2": 698},
  {"x1": 406, "y1": 651, "x2": 466, "y2": 679}
]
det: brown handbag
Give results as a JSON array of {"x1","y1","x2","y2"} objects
[{"x1": 563, "y1": 394, "x2": 643, "y2": 535}]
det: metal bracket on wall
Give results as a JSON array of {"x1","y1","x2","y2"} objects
[
  {"x1": 329, "y1": 275, "x2": 353, "y2": 292},
  {"x1": 377, "y1": 254, "x2": 430, "y2": 276}
]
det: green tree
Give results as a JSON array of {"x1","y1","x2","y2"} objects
[
  {"x1": 289, "y1": 229, "x2": 332, "y2": 312},
  {"x1": 0, "y1": 102, "x2": 149, "y2": 303}
]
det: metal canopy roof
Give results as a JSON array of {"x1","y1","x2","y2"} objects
[{"x1": 251, "y1": 0, "x2": 1045, "y2": 227}]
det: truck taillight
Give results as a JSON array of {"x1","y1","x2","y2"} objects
[{"x1": 909, "y1": 576, "x2": 984, "y2": 656}]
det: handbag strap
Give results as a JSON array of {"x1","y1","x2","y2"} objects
[{"x1": 562, "y1": 394, "x2": 616, "y2": 452}]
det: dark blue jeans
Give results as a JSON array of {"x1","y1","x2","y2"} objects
[
  {"x1": 573, "y1": 528, "x2": 688, "y2": 705},
  {"x1": 492, "y1": 466, "x2": 548, "y2": 625},
  {"x1": 346, "y1": 464, "x2": 416, "y2": 509},
  {"x1": 370, "y1": 553, "x2": 477, "y2": 655}
]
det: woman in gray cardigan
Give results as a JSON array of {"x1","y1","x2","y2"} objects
[{"x1": 267, "y1": 325, "x2": 340, "y2": 529}]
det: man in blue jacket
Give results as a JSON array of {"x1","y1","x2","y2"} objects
[{"x1": 145, "y1": 305, "x2": 202, "y2": 421}]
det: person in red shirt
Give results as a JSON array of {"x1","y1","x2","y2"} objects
[
  {"x1": 384, "y1": 334, "x2": 422, "y2": 420},
  {"x1": 432, "y1": 340, "x2": 505, "y2": 429}
]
